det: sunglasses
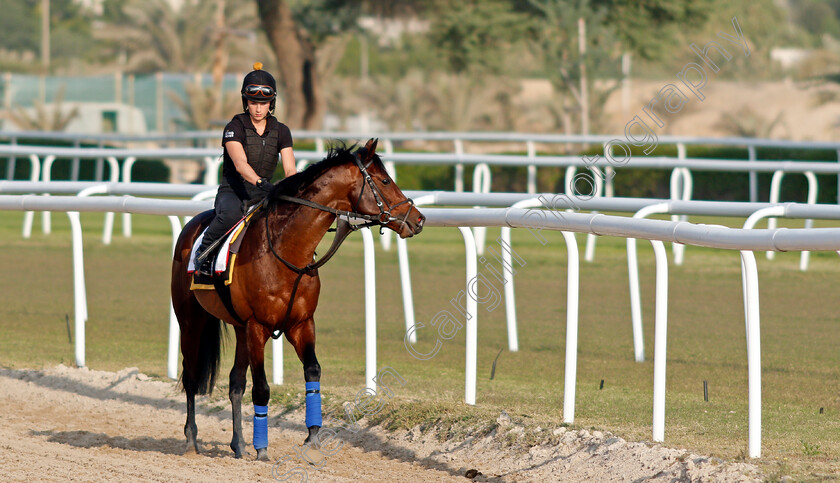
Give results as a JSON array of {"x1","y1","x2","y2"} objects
[{"x1": 244, "y1": 84, "x2": 275, "y2": 97}]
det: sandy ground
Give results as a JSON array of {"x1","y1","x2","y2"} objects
[{"x1": 0, "y1": 365, "x2": 763, "y2": 482}]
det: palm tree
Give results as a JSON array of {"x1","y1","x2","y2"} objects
[
  {"x1": 96, "y1": 0, "x2": 267, "y2": 74},
  {"x1": 5, "y1": 85, "x2": 79, "y2": 131},
  {"x1": 167, "y1": 79, "x2": 243, "y2": 131}
]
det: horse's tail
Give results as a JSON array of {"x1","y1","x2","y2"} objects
[{"x1": 179, "y1": 318, "x2": 226, "y2": 396}]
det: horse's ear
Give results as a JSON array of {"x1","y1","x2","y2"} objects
[{"x1": 364, "y1": 138, "x2": 378, "y2": 156}]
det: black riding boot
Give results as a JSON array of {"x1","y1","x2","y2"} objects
[{"x1": 194, "y1": 246, "x2": 214, "y2": 277}]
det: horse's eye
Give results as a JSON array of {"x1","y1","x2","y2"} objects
[{"x1": 381, "y1": 178, "x2": 391, "y2": 185}]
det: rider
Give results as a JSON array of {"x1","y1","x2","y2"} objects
[{"x1": 195, "y1": 62, "x2": 297, "y2": 276}]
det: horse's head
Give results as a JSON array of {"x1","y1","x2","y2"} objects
[{"x1": 351, "y1": 139, "x2": 424, "y2": 238}]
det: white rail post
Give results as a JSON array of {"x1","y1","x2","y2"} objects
[
  {"x1": 102, "y1": 157, "x2": 121, "y2": 245},
  {"x1": 740, "y1": 209, "x2": 776, "y2": 458},
  {"x1": 454, "y1": 139, "x2": 465, "y2": 192},
  {"x1": 271, "y1": 338, "x2": 284, "y2": 386},
  {"x1": 800, "y1": 172, "x2": 817, "y2": 271},
  {"x1": 526, "y1": 140, "x2": 537, "y2": 194},
  {"x1": 564, "y1": 165, "x2": 600, "y2": 262},
  {"x1": 22, "y1": 154, "x2": 41, "y2": 238},
  {"x1": 458, "y1": 227, "x2": 478, "y2": 405},
  {"x1": 583, "y1": 168, "x2": 603, "y2": 263},
  {"x1": 472, "y1": 163, "x2": 491, "y2": 256},
  {"x1": 837, "y1": 149, "x2": 840, "y2": 205},
  {"x1": 361, "y1": 227, "x2": 377, "y2": 392},
  {"x1": 603, "y1": 141, "x2": 615, "y2": 198},
  {"x1": 767, "y1": 170, "x2": 818, "y2": 269},
  {"x1": 671, "y1": 143, "x2": 692, "y2": 265},
  {"x1": 76, "y1": 185, "x2": 112, "y2": 245},
  {"x1": 380, "y1": 139, "x2": 396, "y2": 251},
  {"x1": 396, "y1": 194, "x2": 436, "y2": 345},
  {"x1": 743, "y1": 205, "x2": 784, "y2": 333},
  {"x1": 41, "y1": 155, "x2": 56, "y2": 234},
  {"x1": 627, "y1": 202, "x2": 670, "y2": 362},
  {"x1": 766, "y1": 171, "x2": 784, "y2": 261},
  {"x1": 501, "y1": 198, "x2": 584, "y2": 422},
  {"x1": 651, "y1": 240, "x2": 669, "y2": 442},
  {"x1": 740, "y1": 249, "x2": 762, "y2": 458},
  {"x1": 564, "y1": 165, "x2": 576, "y2": 194},
  {"x1": 748, "y1": 145, "x2": 758, "y2": 203},
  {"x1": 121, "y1": 157, "x2": 137, "y2": 238},
  {"x1": 203, "y1": 156, "x2": 219, "y2": 186},
  {"x1": 5, "y1": 136, "x2": 16, "y2": 181},
  {"x1": 397, "y1": 235, "x2": 416, "y2": 345},
  {"x1": 167, "y1": 215, "x2": 182, "y2": 380},
  {"x1": 561, "y1": 231, "x2": 580, "y2": 424},
  {"x1": 500, "y1": 221, "x2": 520, "y2": 353},
  {"x1": 501, "y1": 197, "x2": 581, "y2": 355},
  {"x1": 66, "y1": 211, "x2": 87, "y2": 367}
]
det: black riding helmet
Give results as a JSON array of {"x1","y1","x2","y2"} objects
[{"x1": 241, "y1": 62, "x2": 277, "y2": 112}]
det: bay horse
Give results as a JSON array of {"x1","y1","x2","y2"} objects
[{"x1": 170, "y1": 139, "x2": 424, "y2": 460}]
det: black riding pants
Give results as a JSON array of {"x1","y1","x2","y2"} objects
[{"x1": 198, "y1": 188, "x2": 246, "y2": 254}]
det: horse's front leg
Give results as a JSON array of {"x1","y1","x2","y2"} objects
[
  {"x1": 229, "y1": 326, "x2": 249, "y2": 458},
  {"x1": 248, "y1": 322, "x2": 273, "y2": 461},
  {"x1": 286, "y1": 318, "x2": 322, "y2": 447}
]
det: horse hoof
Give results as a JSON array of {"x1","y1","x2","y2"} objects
[
  {"x1": 230, "y1": 441, "x2": 244, "y2": 459},
  {"x1": 255, "y1": 448, "x2": 269, "y2": 461},
  {"x1": 303, "y1": 436, "x2": 320, "y2": 449},
  {"x1": 184, "y1": 442, "x2": 201, "y2": 456}
]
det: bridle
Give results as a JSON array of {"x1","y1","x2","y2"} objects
[
  {"x1": 349, "y1": 149, "x2": 417, "y2": 232},
  {"x1": 262, "y1": 148, "x2": 420, "y2": 338},
  {"x1": 274, "y1": 149, "x2": 417, "y2": 233}
]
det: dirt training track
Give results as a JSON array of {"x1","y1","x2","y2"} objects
[{"x1": 0, "y1": 364, "x2": 763, "y2": 482}]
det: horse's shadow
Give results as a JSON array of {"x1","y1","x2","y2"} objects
[
  {"x1": 4, "y1": 368, "x2": 519, "y2": 478},
  {"x1": 28, "y1": 429, "x2": 231, "y2": 458},
  {"x1": 0, "y1": 368, "x2": 183, "y2": 412},
  {"x1": 270, "y1": 416, "x2": 507, "y2": 481}
]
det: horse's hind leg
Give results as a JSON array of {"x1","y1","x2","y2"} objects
[
  {"x1": 228, "y1": 326, "x2": 249, "y2": 458},
  {"x1": 184, "y1": 389, "x2": 198, "y2": 454},
  {"x1": 286, "y1": 318, "x2": 322, "y2": 447},
  {"x1": 177, "y1": 308, "x2": 223, "y2": 455}
]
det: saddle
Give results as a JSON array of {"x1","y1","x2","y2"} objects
[
  {"x1": 190, "y1": 207, "x2": 260, "y2": 291},
  {"x1": 189, "y1": 212, "x2": 357, "y2": 331}
]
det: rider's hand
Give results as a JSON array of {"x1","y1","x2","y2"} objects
[{"x1": 256, "y1": 177, "x2": 273, "y2": 194}]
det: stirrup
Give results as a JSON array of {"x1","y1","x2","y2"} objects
[
  {"x1": 196, "y1": 257, "x2": 214, "y2": 277},
  {"x1": 194, "y1": 248, "x2": 213, "y2": 276}
]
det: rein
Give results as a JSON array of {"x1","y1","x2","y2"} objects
[{"x1": 265, "y1": 215, "x2": 355, "y2": 339}]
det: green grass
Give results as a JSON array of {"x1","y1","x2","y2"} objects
[{"x1": 1, "y1": 210, "x2": 839, "y2": 478}]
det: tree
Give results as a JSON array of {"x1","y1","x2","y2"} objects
[
  {"x1": 0, "y1": 0, "x2": 96, "y2": 73},
  {"x1": 255, "y1": 0, "x2": 372, "y2": 129},
  {"x1": 96, "y1": 0, "x2": 264, "y2": 73},
  {"x1": 526, "y1": 0, "x2": 620, "y2": 136},
  {"x1": 255, "y1": 0, "x2": 439, "y2": 129},
  {"x1": 5, "y1": 85, "x2": 79, "y2": 131},
  {"x1": 590, "y1": 0, "x2": 715, "y2": 61},
  {"x1": 428, "y1": 0, "x2": 530, "y2": 74},
  {"x1": 255, "y1": 0, "x2": 321, "y2": 129}
]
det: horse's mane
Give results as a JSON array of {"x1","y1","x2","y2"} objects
[{"x1": 264, "y1": 142, "x2": 361, "y2": 212}]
